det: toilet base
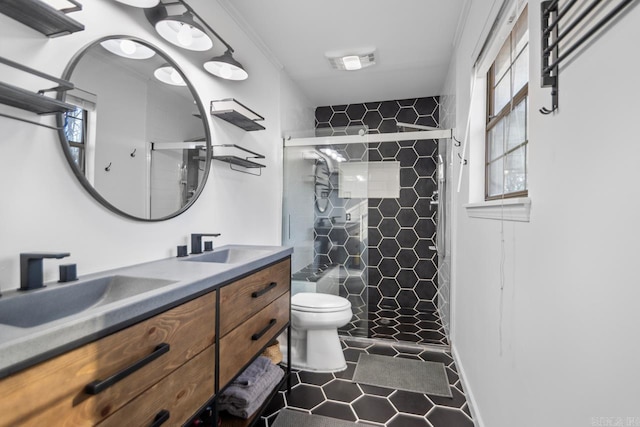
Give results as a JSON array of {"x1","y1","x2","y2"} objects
[{"x1": 280, "y1": 329, "x2": 347, "y2": 373}]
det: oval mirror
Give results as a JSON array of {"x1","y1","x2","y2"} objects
[
  {"x1": 57, "y1": 36, "x2": 211, "y2": 221},
  {"x1": 314, "y1": 157, "x2": 330, "y2": 213}
]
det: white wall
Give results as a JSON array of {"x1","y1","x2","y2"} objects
[
  {"x1": 448, "y1": 1, "x2": 640, "y2": 426},
  {"x1": 277, "y1": 69, "x2": 316, "y2": 273},
  {"x1": 73, "y1": 50, "x2": 150, "y2": 217},
  {"x1": 0, "y1": 0, "x2": 313, "y2": 291},
  {"x1": 282, "y1": 146, "x2": 316, "y2": 273}
]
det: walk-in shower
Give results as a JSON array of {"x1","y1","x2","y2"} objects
[{"x1": 283, "y1": 98, "x2": 452, "y2": 347}]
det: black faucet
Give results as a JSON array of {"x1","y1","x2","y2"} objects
[
  {"x1": 190, "y1": 234, "x2": 221, "y2": 254},
  {"x1": 20, "y1": 252, "x2": 71, "y2": 291}
]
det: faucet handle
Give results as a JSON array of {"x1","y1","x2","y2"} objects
[
  {"x1": 59, "y1": 264, "x2": 78, "y2": 283},
  {"x1": 190, "y1": 233, "x2": 221, "y2": 254}
]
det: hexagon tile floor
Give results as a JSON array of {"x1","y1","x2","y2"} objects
[
  {"x1": 339, "y1": 304, "x2": 449, "y2": 347},
  {"x1": 255, "y1": 338, "x2": 474, "y2": 427}
]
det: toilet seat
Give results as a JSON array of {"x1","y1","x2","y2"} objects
[{"x1": 291, "y1": 292, "x2": 351, "y2": 313}]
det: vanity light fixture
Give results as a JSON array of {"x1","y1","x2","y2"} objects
[
  {"x1": 153, "y1": 11, "x2": 213, "y2": 51},
  {"x1": 153, "y1": 64, "x2": 187, "y2": 86},
  {"x1": 143, "y1": 0, "x2": 249, "y2": 81},
  {"x1": 204, "y1": 49, "x2": 248, "y2": 81},
  {"x1": 113, "y1": 0, "x2": 159, "y2": 7},
  {"x1": 100, "y1": 39, "x2": 155, "y2": 59}
]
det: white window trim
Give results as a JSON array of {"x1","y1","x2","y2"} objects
[
  {"x1": 464, "y1": 197, "x2": 531, "y2": 222},
  {"x1": 462, "y1": 0, "x2": 530, "y2": 221}
]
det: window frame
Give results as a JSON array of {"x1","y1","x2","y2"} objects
[
  {"x1": 485, "y1": 7, "x2": 529, "y2": 201},
  {"x1": 64, "y1": 106, "x2": 88, "y2": 175}
]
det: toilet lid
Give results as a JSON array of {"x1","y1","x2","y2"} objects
[{"x1": 291, "y1": 292, "x2": 351, "y2": 313}]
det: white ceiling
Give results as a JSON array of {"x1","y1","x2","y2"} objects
[{"x1": 217, "y1": 0, "x2": 466, "y2": 107}]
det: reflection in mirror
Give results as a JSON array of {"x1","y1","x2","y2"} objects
[
  {"x1": 314, "y1": 157, "x2": 330, "y2": 213},
  {"x1": 58, "y1": 36, "x2": 211, "y2": 221}
]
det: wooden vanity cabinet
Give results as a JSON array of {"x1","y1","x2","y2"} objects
[
  {"x1": 215, "y1": 258, "x2": 291, "y2": 427},
  {"x1": 0, "y1": 256, "x2": 291, "y2": 427},
  {"x1": 219, "y1": 292, "x2": 289, "y2": 388},
  {"x1": 98, "y1": 345, "x2": 215, "y2": 427},
  {"x1": 0, "y1": 291, "x2": 216, "y2": 427},
  {"x1": 218, "y1": 259, "x2": 290, "y2": 389},
  {"x1": 219, "y1": 258, "x2": 290, "y2": 336}
]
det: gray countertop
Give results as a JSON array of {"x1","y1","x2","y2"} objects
[{"x1": 0, "y1": 244, "x2": 292, "y2": 379}]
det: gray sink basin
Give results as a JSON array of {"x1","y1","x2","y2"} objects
[
  {"x1": 0, "y1": 275, "x2": 177, "y2": 328},
  {"x1": 184, "y1": 247, "x2": 272, "y2": 264}
]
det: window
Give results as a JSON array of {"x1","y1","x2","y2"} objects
[
  {"x1": 64, "y1": 106, "x2": 87, "y2": 174},
  {"x1": 486, "y1": 6, "x2": 528, "y2": 200}
]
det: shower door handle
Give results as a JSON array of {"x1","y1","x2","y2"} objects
[{"x1": 430, "y1": 190, "x2": 439, "y2": 211}]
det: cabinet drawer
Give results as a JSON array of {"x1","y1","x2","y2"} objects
[
  {"x1": 98, "y1": 345, "x2": 215, "y2": 427},
  {"x1": 0, "y1": 291, "x2": 216, "y2": 427},
  {"x1": 219, "y1": 259, "x2": 290, "y2": 337},
  {"x1": 219, "y1": 292, "x2": 289, "y2": 388}
]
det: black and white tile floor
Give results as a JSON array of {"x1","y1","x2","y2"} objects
[
  {"x1": 256, "y1": 338, "x2": 473, "y2": 427},
  {"x1": 367, "y1": 306, "x2": 448, "y2": 347},
  {"x1": 340, "y1": 304, "x2": 449, "y2": 347}
]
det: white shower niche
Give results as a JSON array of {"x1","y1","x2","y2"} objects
[{"x1": 338, "y1": 161, "x2": 400, "y2": 199}]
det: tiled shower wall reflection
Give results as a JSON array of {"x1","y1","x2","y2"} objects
[
  {"x1": 312, "y1": 156, "x2": 369, "y2": 317},
  {"x1": 315, "y1": 97, "x2": 440, "y2": 314}
]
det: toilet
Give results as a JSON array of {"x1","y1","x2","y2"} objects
[{"x1": 280, "y1": 292, "x2": 352, "y2": 372}]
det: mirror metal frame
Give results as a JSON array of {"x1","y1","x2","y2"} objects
[{"x1": 56, "y1": 35, "x2": 212, "y2": 222}]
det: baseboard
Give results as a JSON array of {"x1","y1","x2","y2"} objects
[{"x1": 451, "y1": 343, "x2": 485, "y2": 427}]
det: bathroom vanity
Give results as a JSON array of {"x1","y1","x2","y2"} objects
[{"x1": 0, "y1": 245, "x2": 292, "y2": 427}]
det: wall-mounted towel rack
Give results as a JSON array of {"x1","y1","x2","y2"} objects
[
  {"x1": 0, "y1": 0, "x2": 84, "y2": 37},
  {"x1": 212, "y1": 144, "x2": 265, "y2": 176},
  {"x1": 540, "y1": 0, "x2": 637, "y2": 114},
  {"x1": 0, "y1": 111, "x2": 62, "y2": 130},
  {"x1": 0, "y1": 55, "x2": 75, "y2": 130}
]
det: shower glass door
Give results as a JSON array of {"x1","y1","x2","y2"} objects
[{"x1": 283, "y1": 143, "x2": 370, "y2": 338}]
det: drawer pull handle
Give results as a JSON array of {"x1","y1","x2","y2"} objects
[
  {"x1": 84, "y1": 343, "x2": 170, "y2": 395},
  {"x1": 251, "y1": 318, "x2": 277, "y2": 341},
  {"x1": 252, "y1": 282, "x2": 277, "y2": 298},
  {"x1": 151, "y1": 410, "x2": 170, "y2": 427}
]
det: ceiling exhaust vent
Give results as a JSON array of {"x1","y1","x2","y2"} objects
[{"x1": 326, "y1": 49, "x2": 376, "y2": 71}]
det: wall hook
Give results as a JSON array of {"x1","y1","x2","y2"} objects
[
  {"x1": 105, "y1": 162, "x2": 112, "y2": 172},
  {"x1": 539, "y1": 105, "x2": 557, "y2": 115},
  {"x1": 457, "y1": 152, "x2": 467, "y2": 165},
  {"x1": 452, "y1": 135, "x2": 462, "y2": 147},
  {"x1": 130, "y1": 148, "x2": 136, "y2": 157}
]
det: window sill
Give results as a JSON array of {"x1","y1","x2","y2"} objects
[{"x1": 464, "y1": 197, "x2": 531, "y2": 222}]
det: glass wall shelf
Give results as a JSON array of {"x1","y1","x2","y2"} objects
[
  {"x1": 0, "y1": 0, "x2": 84, "y2": 38},
  {"x1": 210, "y1": 98, "x2": 265, "y2": 131}
]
